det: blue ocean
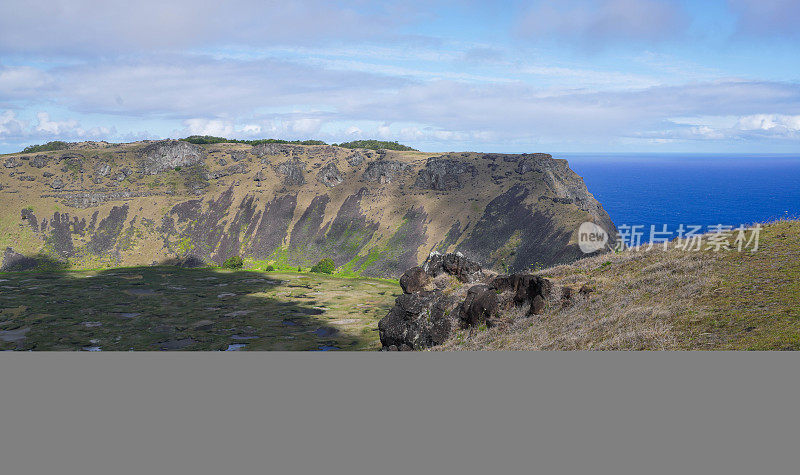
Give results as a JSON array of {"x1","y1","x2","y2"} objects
[{"x1": 562, "y1": 154, "x2": 800, "y2": 241}]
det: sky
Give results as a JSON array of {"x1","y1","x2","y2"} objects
[{"x1": 1, "y1": 0, "x2": 800, "y2": 154}]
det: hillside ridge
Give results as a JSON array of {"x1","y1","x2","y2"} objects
[{"x1": 1, "y1": 140, "x2": 616, "y2": 277}]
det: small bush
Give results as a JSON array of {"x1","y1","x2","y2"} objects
[
  {"x1": 222, "y1": 256, "x2": 244, "y2": 269},
  {"x1": 310, "y1": 258, "x2": 335, "y2": 274},
  {"x1": 265, "y1": 265, "x2": 275, "y2": 272}
]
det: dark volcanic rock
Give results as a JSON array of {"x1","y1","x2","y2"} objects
[
  {"x1": 361, "y1": 159, "x2": 408, "y2": 184},
  {"x1": 273, "y1": 159, "x2": 306, "y2": 186},
  {"x1": 399, "y1": 266, "x2": 430, "y2": 294},
  {"x1": 414, "y1": 157, "x2": 478, "y2": 191},
  {"x1": 345, "y1": 150, "x2": 367, "y2": 167},
  {"x1": 3, "y1": 157, "x2": 22, "y2": 168},
  {"x1": 378, "y1": 290, "x2": 455, "y2": 350},
  {"x1": 1, "y1": 248, "x2": 38, "y2": 271},
  {"x1": 490, "y1": 273, "x2": 552, "y2": 315},
  {"x1": 31, "y1": 155, "x2": 51, "y2": 168},
  {"x1": 50, "y1": 178, "x2": 65, "y2": 190},
  {"x1": 316, "y1": 161, "x2": 344, "y2": 187},
  {"x1": 139, "y1": 140, "x2": 205, "y2": 174},
  {"x1": 423, "y1": 252, "x2": 483, "y2": 283},
  {"x1": 459, "y1": 284, "x2": 499, "y2": 327}
]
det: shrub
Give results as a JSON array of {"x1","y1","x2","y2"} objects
[
  {"x1": 222, "y1": 256, "x2": 244, "y2": 269},
  {"x1": 265, "y1": 265, "x2": 275, "y2": 272},
  {"x1": 334, "y1": 140, "x2": 417, "y2": 151},
  {"x1": 310, "y1": 258, "x2": 335, "y2": 274},
  {"x1": 21, "y1": 141, "x2": 70, "y2": 154}
]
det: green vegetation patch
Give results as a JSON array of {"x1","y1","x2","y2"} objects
[
  {"x1": 20, "y1": 141, "x2": 71, "y2": 154},
  {"x1": 0, "y1": 266, "x2": 400, "y2": 351},
  {"x1": 334, "y1": 140, "x2": 418, "y2": 151},
  {"x1": 180, "y1": 135, "x2": 327, "y2": 146}
]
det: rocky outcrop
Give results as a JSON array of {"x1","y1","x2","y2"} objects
[
  {"x1": 414, "y1": 157, "x2": 477, "y2": 191},
  {"x1": 490, "y1": 273, "x2": 553, "y2": 315},
  {"x1": 138, "y1": 140, "x2": 205, "y2": 174},
  {"x1": 346, "y1": 150, "x2": 367, "y2": 167},
  {"x1": 399, "y1": 266, "x2": 430, "y2": 294},
  {"x1": 361, "y1": 159, "x2": 408, "y2": 184},
  {"x1": 31, "y1": 155, "x2": 50, "y2": 168},
  {"x1": 273, "y1": 159, "x2": 306, "y2": 186},
  {"x1": 423, "y1": 252, "x2": 483, "y2": 283},
  {"x1": 378, "y1": 290, "x2": 455, "y2": 351},
  {"x1": 3, "y1": 157, "x2": 22, "y2": 168},
  {"x1": 380, "y1": 254, "x2": 554, "y2": 350},
  {"x1": 316, "y1": 161, "x2": 344, "y2": 187},
  {"x1": 459, "y1": 284, "x2": 499, "y2": 327}
]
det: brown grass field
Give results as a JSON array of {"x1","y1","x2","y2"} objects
[{"x1": 439, "y1": 220, "x2": 800, "y2": 350}]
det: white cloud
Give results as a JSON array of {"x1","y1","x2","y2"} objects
[
  {"x1": 0, "y1": 110, "x2": 25, "y2": 136},
  {"x1": 735, "y1": 114, "x2": 800, "y2": 131},
  {"x1": 35, "y1": 112, "x2": 79, "y2": 135},
  {"x1": 344, "y1": 126, "x2": 362, "y2": 136}
]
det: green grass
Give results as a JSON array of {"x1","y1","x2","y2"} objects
[{"x1": 0, "y1": 266, "x2": 401, "y2": 351}]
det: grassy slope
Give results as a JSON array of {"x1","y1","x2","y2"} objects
[
  {"x1": 440, "y1": 220, "x2": 800, "y2": 350},
  {"x1": 0, "y1": 266, "x2": 400, "y2": 351}
]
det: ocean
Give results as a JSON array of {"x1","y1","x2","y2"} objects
[{"x1": 562, "y1": 154, "x2": 800, "y2": 242}]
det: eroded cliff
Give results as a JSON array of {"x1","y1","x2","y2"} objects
[{"x1": 0, "y1": 140, "x2": 616, "y2": 277}]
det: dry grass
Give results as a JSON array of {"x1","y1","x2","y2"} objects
[{"x1": 438, "y1": 220, "x2": 800, "y2": 350}]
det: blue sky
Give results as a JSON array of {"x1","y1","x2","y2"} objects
[{"x1": 1, "y1": 0, "x2": 800, "y2": 154}]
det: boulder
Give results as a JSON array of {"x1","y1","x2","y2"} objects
[
  {"x1": 459, "y1": 284, "x2": 499, "y2": 327},
  {"x1": 138, "y1": 140, "x2": 205, "y2": 174},
  {"x1": 378, "y1": 290, "x2": 455, "y2": 350},
  {"x1": 414, "y1": 157, "x2": 477, "y2": 191},
  {"x1": 423, "y1": 252, "x2": 483, "y2": 283},
  {"x1": 316, "y1": 161, "x2": 344, "y2": 187},
  {"x1": 399, "y1": 266, "x2": 430, "y2": 294},
  {"x1": 50, "y1": 178, "x2": 65, "y2": 190},
  {"x1": 490, "y1": 273, "x2": 552, "y2": 315}
]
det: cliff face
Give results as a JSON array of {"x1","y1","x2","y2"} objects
[{"x1": 0, "y1": 141, "x2": 616, "y2": 277}]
